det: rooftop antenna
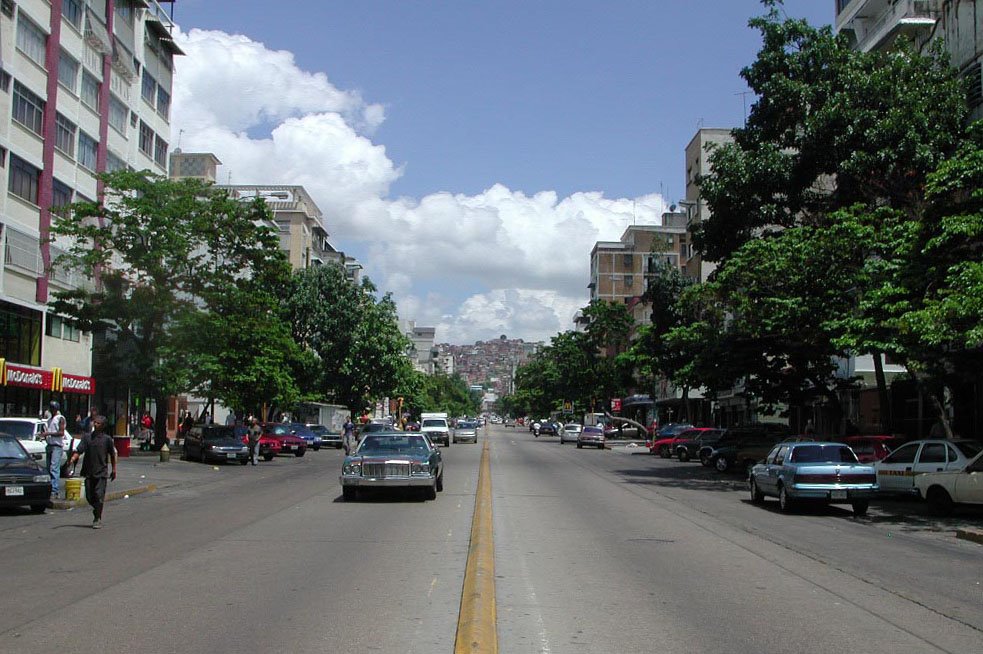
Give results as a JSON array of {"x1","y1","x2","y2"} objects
[
  {"x1": 227, "y1": 170, "x2": 233, "y2": 184},
  {"x1": 735, "y1": 90, "x2": 753, "y2": 125},
  {"x1": 632, "y1": 199, "x2": 637, "y2": 225},
  {"x1": 176, "y1": 128, "x2": 184, "y2": 149}
]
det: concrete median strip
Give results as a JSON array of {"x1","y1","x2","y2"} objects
[
  {"x1": 50, "y1": 484, "x2": 157, "y2": 510},
  {"x1": 455, "y1": 438, "x2": 498, "y2": 654}
]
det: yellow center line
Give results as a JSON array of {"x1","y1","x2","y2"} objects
[{"x1": 454, "y1": 437, "x2": 497, "y2": 654}]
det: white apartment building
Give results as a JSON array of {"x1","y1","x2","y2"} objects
[{"x1": 0, "y1": 0, "x2": 180, "y2": 420}]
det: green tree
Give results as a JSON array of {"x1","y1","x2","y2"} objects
[{"x1": 51, "y1": 171, "x2": 289, "y2": 442}]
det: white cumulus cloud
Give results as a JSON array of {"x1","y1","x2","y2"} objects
[{"x1": 172, "y1": 29, "x2": 668, "y2": 344}]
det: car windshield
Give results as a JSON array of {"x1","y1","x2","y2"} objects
[
  {"x1": 289, "y1": 424, "x2": 315, "y2": 437},
  {"x1": 0, "y1": 437, "x2": 30, "y2": 460},
  {"x1": 583, "y1": 427, "x2": 603, "y2": 434},
  {"x1": 790, "y1": 445, "x2": 859, "y2": 464},
  {"x1": 458, "y1": 422, "x2": 478, "y2": 429},
  {"x1": 422, "y1": 419, "x2": 446, "y2": 429},
  {"x1": 308, "y1": 425, "x2": 329, "y2": 435},
  {"x1": 362, "y1": 423, "x2": 388, "y2": 432},
  {"x1": 358, "y1": 435, "x2": 430, "y2": 454},
  {"x1": 954, "y1": 441, "x2": 983, "y2": 459},
  {"x1": 202, "y1": 426, "x2": 236, "y2": 441},
  {"x1": 0, "y1": 421, "x2": 35, "y2": 439}
]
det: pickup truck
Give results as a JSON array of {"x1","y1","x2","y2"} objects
[{"x1": 914, "y1": 452, "x2": 983, "y2": 515}]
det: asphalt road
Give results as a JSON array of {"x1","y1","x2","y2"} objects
[{"x1": 1, "y1": 425, "x2": 981, "y2": 654}]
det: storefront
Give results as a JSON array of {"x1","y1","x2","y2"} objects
[{"x1": 0, "y1": 359, "x2": 96, "y2": 429}]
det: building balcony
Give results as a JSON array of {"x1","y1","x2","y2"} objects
[{"x1": 840, "y1": 0, "x2": 937, "y2": 53}]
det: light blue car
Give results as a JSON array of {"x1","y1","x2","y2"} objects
[{"x1": 748, "y1": 441, "x2": 878, "y2": 516}]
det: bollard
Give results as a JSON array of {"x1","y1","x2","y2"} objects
[
  {"x1": 159, "y1": 443, "x2": 170, "y2": 463},
  {"x1": 65, "y1": 477, "x2": 82, "y2": 501}
]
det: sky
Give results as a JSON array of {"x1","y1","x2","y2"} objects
[{"x1": 169, "y1": 0, "x2": 833, "y2": 345}]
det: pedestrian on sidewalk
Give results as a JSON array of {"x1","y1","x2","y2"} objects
[
  {"x1": 68, "y1": 415, "x2": 117, "y2": 529},
  {"x1": 343, "y1": 416, "x2": 356, "y2": 455},
  {"x1": 247, "y1": 418, "x2": 262, "y2": 465},
  {"x1": 42, "y1": 401, "x2": 67, "y2": 498}
]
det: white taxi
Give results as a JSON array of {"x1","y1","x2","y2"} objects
[
  {"x1": 915, "y1": 452, "x2": 983, "y2": 515},
  {"x1": 873, "y1": 439, "x2": 983, "y2": 495}
]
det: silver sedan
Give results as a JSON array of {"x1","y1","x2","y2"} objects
[{"x1": 559, "y1": 423, "x2": 582, "y2": 444}]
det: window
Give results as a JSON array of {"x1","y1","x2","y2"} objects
[
  {"x1": 116, "y1": 1, "x2": 134, "y2": 26},
  {"x1": 16, "y1": 15, "x2": 47, "y2": 67},
  {"x1": 156, "y1": 87, "x2": 170, "y2": 120},
  {"x1": 1, "y1": 0, "x2": 13, "y2": 18},
  {"x1": 8, "y1": 155, "x2": 40, "y2": 204},
  {"x1": 106, "y1": 151, "x2": 127, "y2": 173},
  {"x1": 55, "y1": 113, "x2": 77, "y2": 157},
  {"x1": 130, "y1": 111, "x2": 138, "y2": 127},
  {"x1": 62, "y1": 0, "x2": 83, "y2": 28},
  {"x1": 81, "y1": 71, "x2": 100, "y2": 110},
  {"x1": 139, "y1": 121, "x2": 154, "y2": 156},
  {"x1": 624, "y1": 275, "x2": 634, "y2": 287},
  {"x1": 882, "y1": 443, "x2": 918, "y2": 465},
  {"x1": 153, "y1": 135, "x2": 168, "y2": 168},
  {"x1": 108, "y1": 94, "x2": 128, "y2": 133},
  {"x1": 919, "y1": 443, "x2": 946, "y2": 464},
  {"x1": 12, "y1": 81, "x2": 44, "y2": 135},
  {"x1": 58, "y1": 50, "x2": 79, "y2": 92},
  {"x1": 78, "y1": 131, "x2": 98, "y2": 170},
  {"x1": 51, "y1": 178, "x2": 73, "y2": 217},
  {"x1": 46, "y1": 315, "x2": 80, "y2": 341},
  {"x1": 141, "y1": 69, "x2": 156, "y2": 104},
  {"x1": 0, "y1": 69, "x2": 11, "y2": 92},
  {"x1": 0, "y1": 302, "x2": 42, "y2": 366}
]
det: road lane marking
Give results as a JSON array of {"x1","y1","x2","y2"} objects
[{"x1": 455, "y1": 438, "x2": 497, "y2": 654}]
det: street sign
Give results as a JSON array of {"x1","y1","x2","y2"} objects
[{"x1": 611, "y1": 398, "x2": 622, "y2": 412}]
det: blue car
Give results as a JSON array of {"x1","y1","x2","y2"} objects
[
  {"x1": 748, "y1": 441, "x2": 877, "y2": 516},
  {"x1": 287, "y1": 423, "x2": 320, "y2": 451}
]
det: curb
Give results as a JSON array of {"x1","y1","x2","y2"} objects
[
  {"x1": 50, "y1": 484, "x2": 157, "y2": 510},
  {"x1": 955, "y1": 528, "x2": 983, "y2": 546}
]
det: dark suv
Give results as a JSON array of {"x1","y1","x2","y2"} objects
[{"x1": 699, "y1": 426, "x2": 790, "y2": 473}]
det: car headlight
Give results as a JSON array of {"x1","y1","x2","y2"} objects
[
  {"x1": 240, "y1": 447, "x2": 248, "y2": 453},
  {"x1": 34, "y1": 474, "x2": 51, "y2": 483},
  {"x1": 411, "y1": 463, "x2": 430, "y2": 474},
  {"x1": 343, "y1": 463, "x2": 361, "y2": 475}
]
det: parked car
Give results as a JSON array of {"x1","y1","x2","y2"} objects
[
  {"x1": 577, "y1": 425, "x2": 606, "y2": 449},
  {"x1": 749, "y1": 441, "x2": 878, "y2": 516},
  {"x1": 559, "y1": 423, "x2": 582, "y2": 444},
  {"x1": 837, "y1": 435, "x2": 898, "y2": 463},
  {"x1": 183, "y1": 425, "x2": 249, "y2": 464},
  {"x1": 454, "y1": 420, "x2": 479, "y2": 444},
  {"x1": 537, "y1": 421, "x2": 558, "y2": 436},
  {"x1": 340, "y1": 431, "x2": 443, "y2": 501},
  {"x1": 262, "y1": 424, "x2": 308, "y2": 457},
  {"x1": 307, "y1": 424, "x2": 343, "y2": 449},
  {"x1": 0, "y1": 435, "x2": 52, "y2": 513},
  {"x1": 0, "y1": 417, "x2": 47, "y2": 461},
  {"x1": 874, "y1": 439, "x2": 983, "y2": 495},
  {"x1": 286, "y1": 423, "x2": 320, "y2": 451},
  {"x1": 914, "y1": 451, "x2": 983, "y2": 515},
  {"x1": 674, "y1": 429, "x2": 725, "y2": 462},
  {"x1": 649, "y1": 424, "x2": 698, "y2": 458},
  {"x1": 700, "y1": 426, "x2": 790, "y2": 471},
  {"x1": 735, "y1": 435, "x2": 815, "y2": 475}
]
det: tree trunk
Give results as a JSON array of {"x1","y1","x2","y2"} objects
[
  {"x1": 809, "y1": 376, "x2": 844, "y2": 435},
  {"x1": 926, "y1": 389, "x2": 955, "y2": 440},
  {"x1": 153, "y1": 395, "x2": 169, "y2": 449},
  {"x1": 681, "y1": 385, "x2": 691, "y2": 422},
  {"x1": 871, "y1": 350, "x2": 892, "y2": 434}
]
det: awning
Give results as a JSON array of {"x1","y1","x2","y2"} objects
[
  {"x1": 112, "y1": 38, "x2": 138, "y2": 82},
  {"x1": 84, "y1": 8, "x2": 112, "y2": 55},
  {"x1": 145, "y1": 17, "x2": 185, "y2": 56}
]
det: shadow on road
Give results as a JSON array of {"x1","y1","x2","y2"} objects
[
  {"x1": 612, "y1": 462, "x2": 746, "y2": 493},
  {"x1": 334, "y1": 489, "x2": 432, "y2": 503}
]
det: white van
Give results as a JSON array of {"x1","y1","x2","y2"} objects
[{"x1": 420, "y1": 412, "x2": 451, "y2": 447}]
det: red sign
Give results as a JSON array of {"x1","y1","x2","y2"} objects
[
  {"x1": 4, "y1": 363, "x2": 52, "y2": 390},
  {"x1": 60, "y1": 373, "x2": 95, "y2": 395},
  {"x1": 611, "y1": 398, "x2": 622, "y2": 412}
]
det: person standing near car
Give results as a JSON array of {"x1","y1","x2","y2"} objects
[
  {"x1": 42, "y1": 401, "x2": 67, "y2": 497},
  {"x1": 247, "y1": 418, "x2": 262, "y2": 465},
  {"x1": 343, "y1": 417, "x2": 356, "y2": 455},
  {"x1": 67, "y1": 415, "x2": 116, "y2": 529}
]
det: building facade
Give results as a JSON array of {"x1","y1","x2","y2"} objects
[{"x1": 0, "y1": 0, "x2": 179, "y2": 422}]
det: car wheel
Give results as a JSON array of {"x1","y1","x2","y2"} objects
[
  {"x1": 659, "y1": 445, "x2": 670, "y2": 458},
  {"x1": 715, "y1": 456, "x2": 730, "y2": 473},
  {"x1": 342, "y1": 487, "x2": 357, "y2": 502},
  {"x1": 779, "y1": 485, "x2": 795, "y2": 513},
  {"x1": 699, "y1": 452, "x2": 711, "y2": 467},
  {"x1": 577, "y1": 442, "x2": 583, "y2": 449},
  {"x1": 425, "y1": 484, "x2": 437, "y2": 500},
  {"x1": 851, "y1": 500, "x2": 869, "y2": 517},
  {"x1": 295, "y1": 450, "x2": 305, "y2": 457},
  {"x1": 926, "y1": 487, "x2": 954, "y2": 516},
  {"x1": 678, "y1": 449, "x2": 690, "y2": 462},
  {"x1": 30, "y1": 504, "x2": 46, "y2": 514},
  {"x1": 749, "y1": 477, "x2": 764, "y2": 504},
  {"x1": 313, "y1": 445, "x2": 320, "y2": 452},
  {"x1": 263, "y1": 453, "x2": 274, "y2": 461},
  {"x1": 436, "y1": 472, "x2": 444, "y2": 492},
  {"x1": 240, "y1": 459, "x2": 248, "y2": 466}
]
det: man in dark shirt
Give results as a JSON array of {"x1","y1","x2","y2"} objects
[{"x1": 68, "y1": 415, "x2": 117, "y2": 529}]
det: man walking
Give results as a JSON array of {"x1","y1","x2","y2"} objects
[
  {"x1": 68, "y1": 415, "x2": 117, "y2": 529},
  {"x1": 42, "y1": 401, "x2": 67, "y2": 498},
  {"x1": 343, "y1": 416, "x2": 356, "y2": 455},
  {"x1": 247, "y1": 418, "x2": 262, "y2": 465}
]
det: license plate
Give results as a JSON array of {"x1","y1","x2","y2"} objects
[
  {"x1": 227, "y1": 453, "x2": 237, "y2": 459},
  {"x1": 289, "y1": 445, "x2": 297, "y2": 450},
  {"x1": 4, "y1": 486, "x2": 24, "y2": 496},
  {"x1": 830, "y1": 490, "x2": 848, "y2": 500}
]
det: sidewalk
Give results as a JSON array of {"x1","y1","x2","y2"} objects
[{"x1": 51, "y1": 439, "x2": 203, "y2": 510}]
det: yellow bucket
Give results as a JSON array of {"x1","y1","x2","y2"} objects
[{"x1": 65, "y1": 477, "x2": 82, "y2": 501}]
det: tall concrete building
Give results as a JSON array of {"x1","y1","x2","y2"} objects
[
  {"x1": 0, "y1": 1, "x2": 180, "y2": 420},
  {"x1": 836, "y1": 1, "x2": 983, "y2": 120},
  {"x1": 682, "y1": 128, "x2": 733, "y2": 284},
  {"x1": 588, "y1": 216, "x2": 689, "y2": 329},
  {"x1": 405, "y1": 322, "x2": 437, "y2": 375}
]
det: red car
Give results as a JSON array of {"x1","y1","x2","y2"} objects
[
  {"x1": 257, "y1": 423, "x2": 307, "y2": 458},
  {"x1": 840, "y1": 435, "x2": 898, "y2": 463},
  {"x1": 241, "y1": 432, "x2": 283, "y2": 461},
  {"x1": 650, "y1": 427, "x2": 715, "y2": 458}
]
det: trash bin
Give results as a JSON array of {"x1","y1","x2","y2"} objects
[{"x1": 113, "y1": 436, "x2": 130, "y2": 458}]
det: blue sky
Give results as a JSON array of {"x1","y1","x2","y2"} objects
[{"x1": 170, "y1": 1, "x2": 834, "y2": 343}]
